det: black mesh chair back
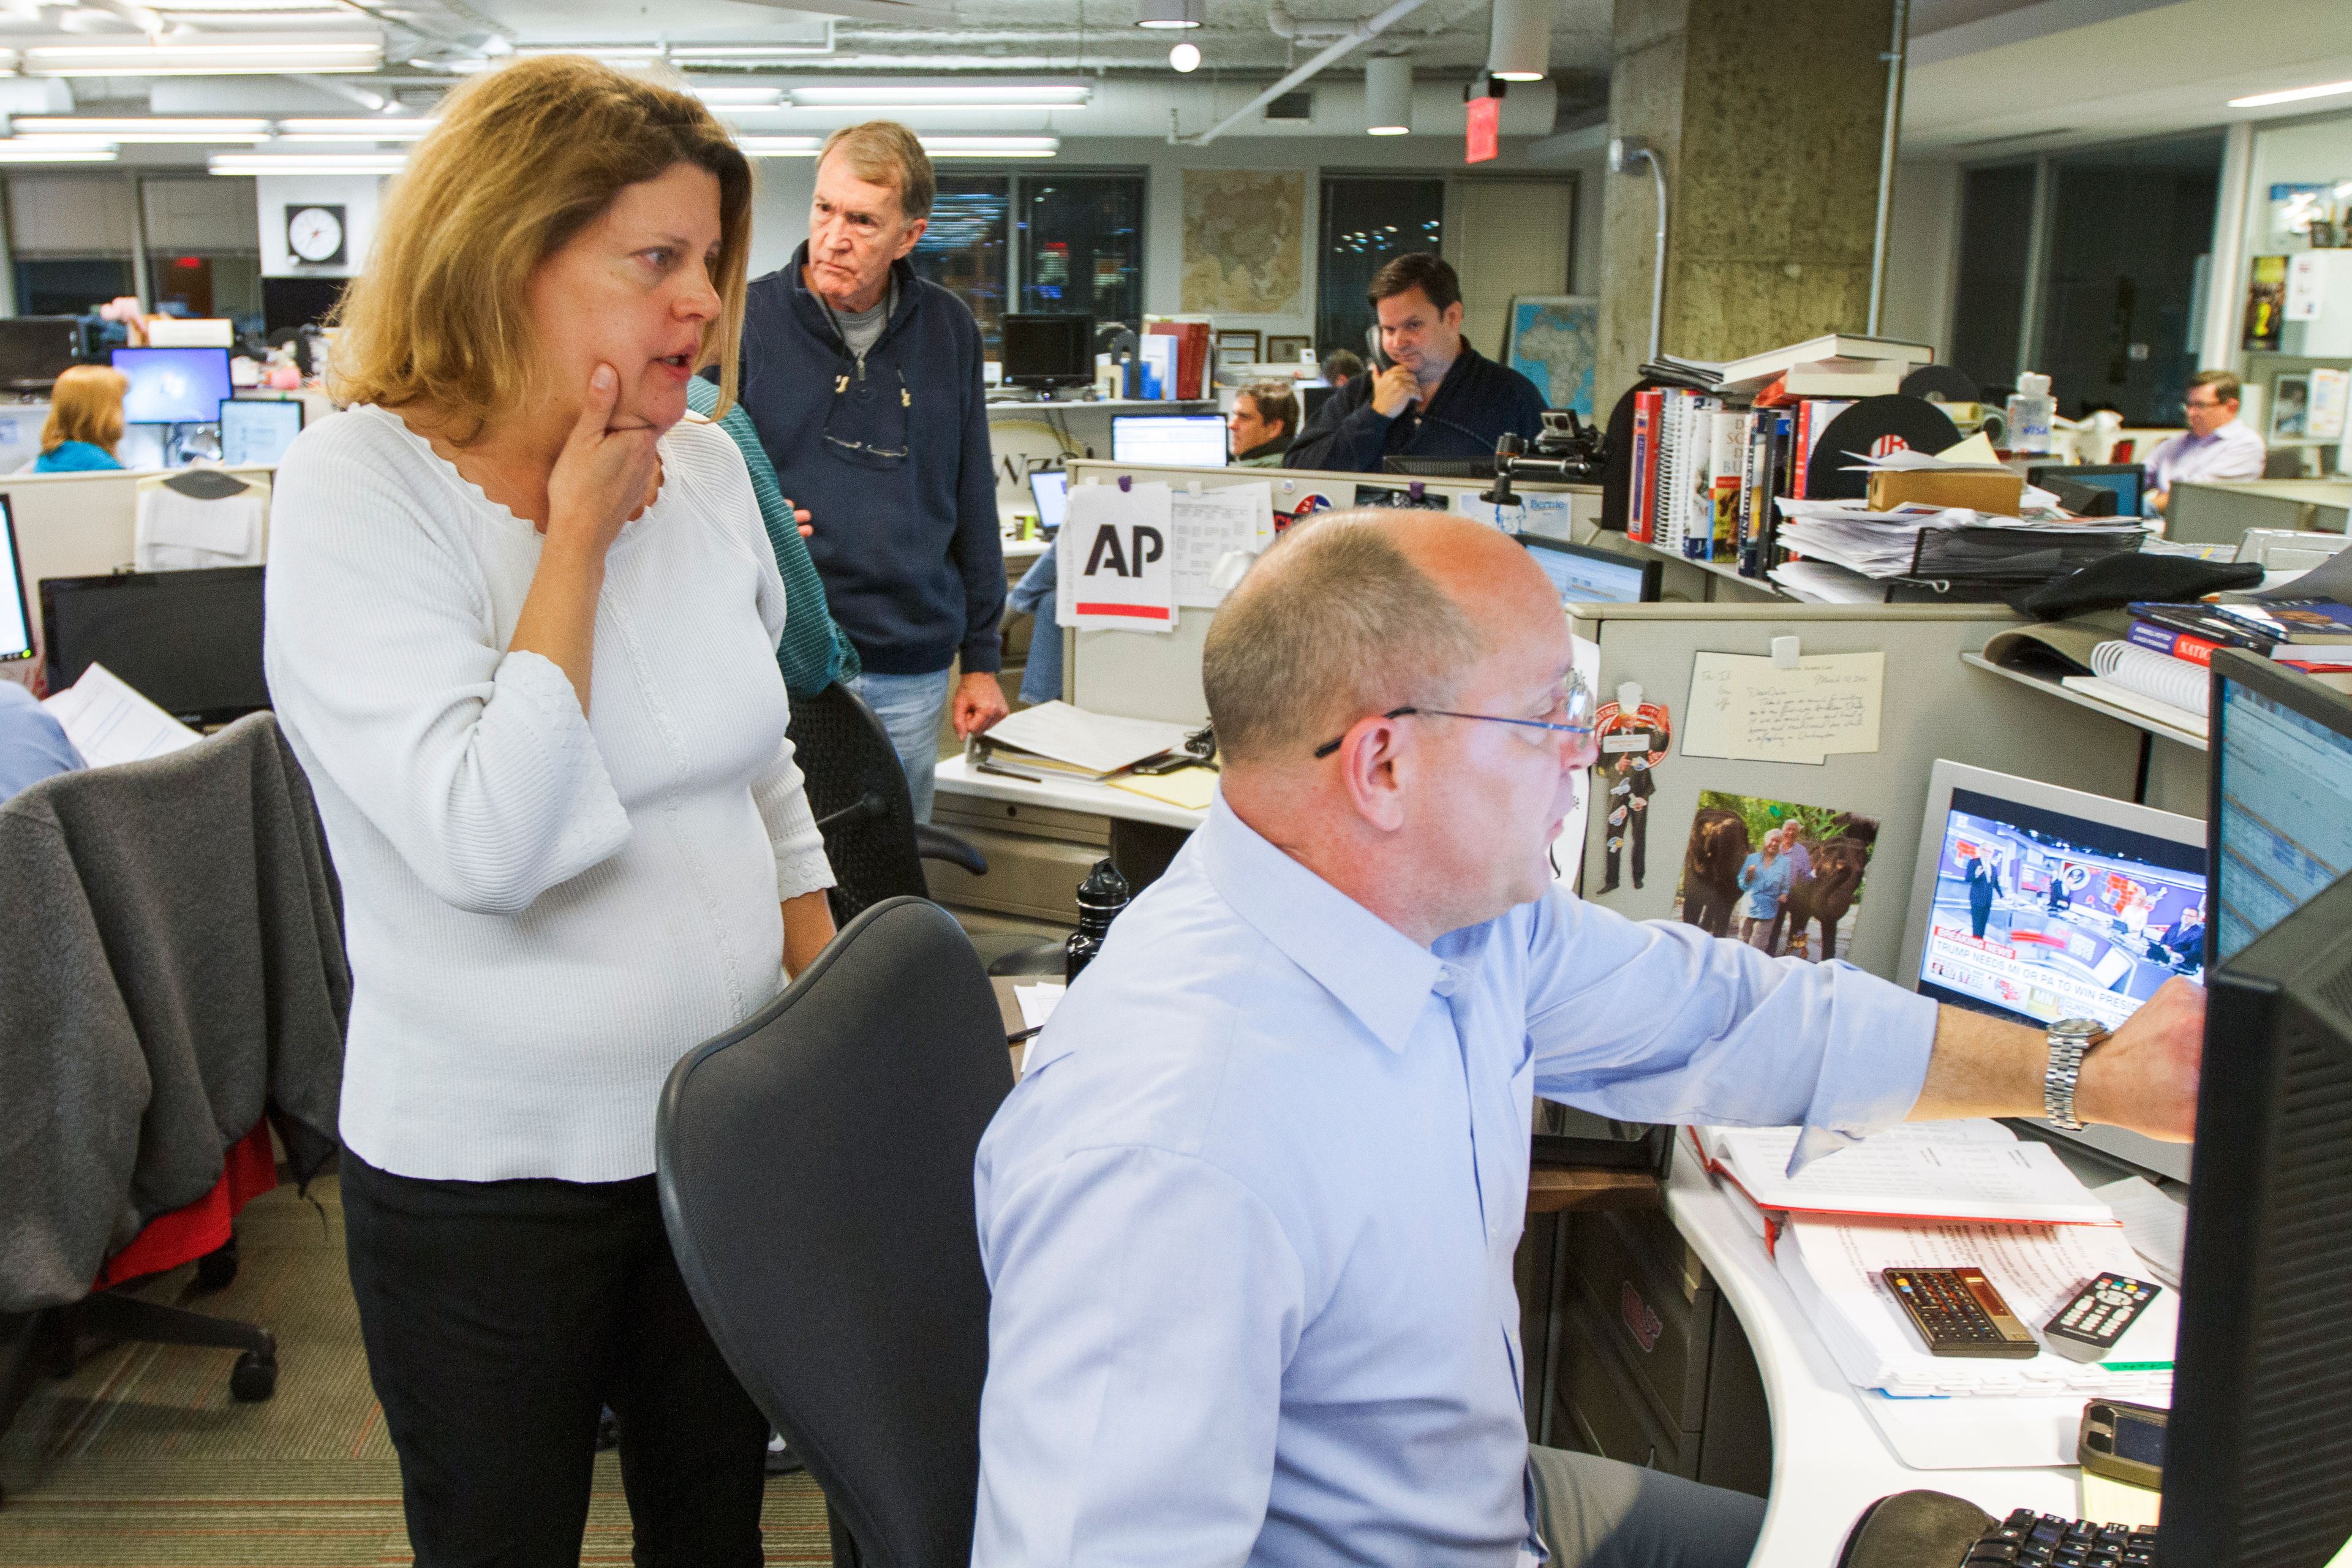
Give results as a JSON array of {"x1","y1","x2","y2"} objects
[
  {"x1": 787, "y1": 683, "x2": 933, "y2": 922},
  {"x1": 657, "y1": 896, "x2": 1014, "y2": 1568}
]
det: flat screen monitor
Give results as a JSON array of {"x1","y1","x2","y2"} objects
[
  {"x1": 262, "y1": 275, "x2": 344, "y2": 334},
  {"x1": 2207, "y1": 647, "x2": 2352, "y2": 965},
  {"x1": 111, "y1": 347, "x2": 233, "y2": 426},
  {"x1": 219, "y1": 399, "x2": 304, "y2": 466},
  {"x1": 2029, "y1": 462, "x2": 2146, "y2": 517},
  {"x1": 1519, "y1": 535, "x2": 1660, "y2": 605},
  {"x1": 1001, "y1": 313, "x2": 1095, "y2": 391},
  {"x1": 40, "y1": 566, "x2": 268, "y2": 726},
  {"x1": 0, "y1": 496, "x2": 31, "y2": 664},
  {"x1": 0, "y1": 316, "x2": 85, "y2": 389},
  {"x1": 1894, "y1": 759, "x2": 2207, "y2": 1178},
  {"x1": 1029, "y1": 469, "x2": 1069, "y2": 533},
  {"x1": 1111, "y1": 414, "x2": 1227, "y2": 469}
]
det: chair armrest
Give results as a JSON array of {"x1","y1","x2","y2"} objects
[{"x1": 914, "y1": 823, "x2": 989, "y2": 876}]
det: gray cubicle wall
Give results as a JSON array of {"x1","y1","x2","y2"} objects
[
  {"x1": 1060, "y1": 459, "x2": 1600, "y2": 723},
  {"x1": 1570, "y1": 603, "x2": 2153, "y2": 984},
  {"x1": 2165, "y1": 478, "x2": 2350, "y2": 547}
]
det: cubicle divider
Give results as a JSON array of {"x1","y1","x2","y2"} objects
[
  {"x1": 9, "y1": 464, "x2": 277, "y2": 644},
  {"x1": 1568, "y1": 602, "x2": 2152, "y2": 985}
]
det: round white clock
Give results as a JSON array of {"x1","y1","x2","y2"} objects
[{"x1": 287, "y1": 206, "x2": 343, "y2": 264}]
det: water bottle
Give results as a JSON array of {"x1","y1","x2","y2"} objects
[
  {"x1": 1065, "y1": 858, "x2": 1131, "y2": 982},
  {"x1": 2005, "y1": 372, "x2": 2056, "y2": 457}
]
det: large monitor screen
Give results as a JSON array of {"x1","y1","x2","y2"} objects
[
  {"x1": 1520, "y1": 536, "x2": 1659, "y2": 605},
  {"x1": 1111, "y1": 414, "x2": 1227, "y2": 468},
  {"x1": 40, "y1": 566, "x2": 268, "y2": 724},
  {"x1": 219, "y1": 399, "x2": 303, "y2": 466},
  {"x1": 1001, "y1": 314, "x2": 1094, "y2": 388},
  {"x1": 2212, "y1": 663, "x2": 2352, "y2": 962},
  {"x1": 112, "y1": 347, "x2": 233, "y2": 425},
  {"x1": 1906, "y1": 775, "x2": 2206, "y2": 1035},
  {"x1": 1, "y1": 496, "x2": 30, "y2": 663}
]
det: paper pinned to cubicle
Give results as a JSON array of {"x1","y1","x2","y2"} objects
[
  {"x1": 1060, "y1": 480, "x2": 1175, "y2": 632},
  {"x1": 40, "y1": 662, "x2": 201, "y2": 769},
  {"x1": 1679, "y1": 650, "x2": 1883, "y2": 766},
  {"x1": 1170, "y1": 481, "x2": 1272, "y2": 608}
]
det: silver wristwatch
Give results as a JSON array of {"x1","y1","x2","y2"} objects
[{"x1": 2043, "y1": 1018, "x2": 2105, "y2": 1131}]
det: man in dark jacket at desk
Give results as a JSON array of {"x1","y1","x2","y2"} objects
[
  {"x1": 734, "y1": 121, "x2": 1007, "y2": 820},
  {"x1": 1285, "y1": 253, "x2": 1545, "y2": 474}
]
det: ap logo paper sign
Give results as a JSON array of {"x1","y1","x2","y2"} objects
[{"x1": 1060, "y1": 480, "x2": 1176, "y2": 633}]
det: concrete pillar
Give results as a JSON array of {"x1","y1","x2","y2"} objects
[{"x1": 1597, "y1": 0, "x2": 1898, "y2": 409}]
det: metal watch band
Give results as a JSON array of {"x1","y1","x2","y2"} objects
[{"x1": 2044, "y1": 1022, "x2": 2101, "y2": 1131}]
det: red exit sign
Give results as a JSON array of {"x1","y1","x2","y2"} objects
[{"x1": 1466, "y1": 94, "x2": 1499, "y2": 164}]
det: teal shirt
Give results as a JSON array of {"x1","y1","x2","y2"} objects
[
  {"x1": 32, "y1": 440, "x2": 122, "y2": 473},
  {"x1": 685, "y1": 378, "x2": 859, "y2": 697}
]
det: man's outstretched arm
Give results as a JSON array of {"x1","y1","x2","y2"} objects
[{"x1": 1909, "y1": 976, "x2": 2203, "y2": 1141}]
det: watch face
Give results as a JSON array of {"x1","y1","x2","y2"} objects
[
  {"x1": 2050, "y1": 1017, "x2": 2102, "y2": 1040},
  {"x1": 287, "y1": 205, "x2": 344, "y2": 264}
]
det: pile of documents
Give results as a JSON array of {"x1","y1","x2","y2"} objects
[
  {"x1": 1695, "y1": 1122, "x2": 2181, "y2": 1401},
  {"x1": 970, "y1": 700, "x2": 1196, "y2": 783},
  {"x1": 39, "y1": 663, "x2": 202, "y2": 767}
]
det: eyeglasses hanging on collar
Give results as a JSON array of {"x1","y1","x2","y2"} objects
[{"x1": 823, "y1": 359, "x2": 912, "y2": 467}]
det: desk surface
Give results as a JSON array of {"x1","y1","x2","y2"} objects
[
  {"x1": 935, "y1": 751, "x2": 1210, "y2": 832},
  {"x1": 1667, "y1": 1155, "x2": 2080, "y2": 1564}
]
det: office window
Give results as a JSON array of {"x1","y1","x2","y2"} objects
[
  {"x1": 14, "y1": 257, "x2": 132, "y2": 315},
  {"x1": 911, "y1": 173, "x2": 1009, "y2": 352},
  {"x1": 148, "y1": 253, "x2": 264, "y2": 332},
  {"x1": 1317, "y1": 176, "x2": 1444, "y2": 364},
  {"x1": 1947, "y1": 164, "x2": 2037, "y2": 401},
  {"x1": 1019, "y1": 173, "x2": 1142, "y2": 328}
]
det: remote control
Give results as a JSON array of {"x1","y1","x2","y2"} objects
[
  {"x1": 2044, "y1": 1272, "x2": 2162, "y2": 1363},
  {"x1": 1879, "y1": 1266, "x2": 2041, "y2": 1358}
]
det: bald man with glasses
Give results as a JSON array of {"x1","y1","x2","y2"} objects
[{"x1": 972, "y1": 510, "x2": 2207, "y2": 1568}]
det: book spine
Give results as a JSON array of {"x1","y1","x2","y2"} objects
[
  {"x1": 1739, "y1": 418, "x2": 1769, "y2": 576},
  {"x1": 1629, "y1": 390, "x2": 1659, "y2": 542},
  {"x1": 2127, "y1": 620, "x2": 2221, "y2": 665}
]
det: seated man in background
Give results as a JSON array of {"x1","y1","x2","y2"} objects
[
  {"x1": 0, "y1": 681, "x2": 83, "y2": 802},
  {"x1": 2145, "y1": 369, "x2": 2266, "y2": 516},
  {"x1": 1318, "y1": 348, "x2": 1364, "y2": 389},
  {"x1": 1286, "y1": 254, "x2": 1545, "y2": 474},
  {"x1": 973, "y1": 510, "x2": 2203, "y2": 1568},
  {"x1": 1228, "y1": 381, "x2": 1298, "y2": 467}
]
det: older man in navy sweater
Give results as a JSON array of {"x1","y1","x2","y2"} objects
[
  {"x1": 733, "y1": 121, "x2": 1006, "y2": 820},
  {"x1": 1287, "y1": 253, "x2": 1547, "y2": 475}
]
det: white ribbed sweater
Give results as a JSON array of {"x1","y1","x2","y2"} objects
[{"x1": 265, "y1": 406, "x2": 835, "y2": 1182}]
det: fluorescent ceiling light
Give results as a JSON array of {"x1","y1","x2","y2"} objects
[
  {"x1": 0, "y1": 142, "x2": 117, "y2": 162},
  {"x1": 209, "y1": 151, "x2": 405, "y2": 174},
  {"x1": 2229, "y1": 79, "x2": 2352, "y2": 109},
  {"x1": 921, "y1": 136, "x2": 1058, "y2": 158},
  {"x1": 17, "y1": 116, "x2": 271, "y2": 143},
  {"x1": 670, "y1": 43, "x2": 832, "y2": 59},
  {"x1": 736, "y1": 135, "x2": 826, "y2": 157},
  {"x1": 693, "y1": 86, "x2": 783, "y2": 105},
  {"x1": 20, "y1": 37, "x2": 382, "y2": 75},
  {"x1": 276, "y1": 118, "x2": 434, "y2": 140},
  {"x1": 788, "y1": 85, "x2": 1088, "y2": 108}
]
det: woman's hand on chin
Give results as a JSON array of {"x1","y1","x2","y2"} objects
[{"x1": 545, "y1": 364, "x2": 662, "y2": 554}]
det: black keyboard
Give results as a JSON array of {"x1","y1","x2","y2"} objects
[{"x1": 1964, "y1": 1509, "x2": 2157, "y2": 1566}]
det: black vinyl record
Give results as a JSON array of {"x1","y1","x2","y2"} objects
[
  {"x1": 1803, "y1": 396, "x2": 1963, "y2": 501},
  {"x1": 1899, "y1": 363, "x2": 1982, "y2": 402}
]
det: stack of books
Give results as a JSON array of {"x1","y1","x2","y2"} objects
[{"x1": 2079, "y1": 597, "x2": 2352, "y2": 734}]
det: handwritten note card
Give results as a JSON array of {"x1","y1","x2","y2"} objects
[{"x1": 1679, "y1": 650, "x2": 1883, "y2": 765}]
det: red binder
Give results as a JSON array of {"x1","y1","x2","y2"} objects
[{"x1": 1147, "y1": 320, "x2": 1210, "y2": 400}]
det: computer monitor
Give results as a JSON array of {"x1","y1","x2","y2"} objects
[
  {"x1": 111, "y1": 347, "x2": 233, "y2": 426},
  {"x1": 1001, "y1": 314, "x2": 1095, "y2": 393},
  {"x1": 2161, "y1": 866, "x2": 2352, "y2": 1562},
  {"x1": 1519, "y1": 535, "x2": 1661, "y2": 605},
  {"x1": 0, "y1": 496, "x2": 31, "y2": 664},
  {"x1": 219, "y1": 399, "x2": 304, "y2": 467},
  {"x1": 1028, "y1": 469, "x2": 1069, "y2": 533},
  {"x1": 39, "y1": 566, "x2": 268, "y2": 726},
  {"x1": 1893, "y1": 758, "x2": 2207, "y2": 1179},
  {"x1": 1110, "y1": 415, "x2": 1228, "y2": 469},
  {"x1": 0, "y1": 315, "x2": 85, "y2": 390},
  {"x1": 2207, "y1": 648, "x2": 2352, "y2": 966},
  {"x1": 2028, "y1": 462, "x2": 2146, "y2": 518},
  {"x1": 262, "y1": 275, "x2": 344, "y2": 334}
]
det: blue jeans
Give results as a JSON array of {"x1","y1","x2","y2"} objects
[{"x1": 848, "y1": 668, "x2": 954, "y2": 823}]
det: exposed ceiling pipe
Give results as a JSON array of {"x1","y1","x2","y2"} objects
[{"x1": 1185, "y1": 0, "x2": 1439, "y2": 145}]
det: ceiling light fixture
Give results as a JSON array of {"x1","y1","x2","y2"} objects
[
  {"x1": 920, "y1": 135, "x2": 1058, "y2": 158},
  {"x1": 788, "y1": 84, "x2": 1088, "y2": 108},
  {"x1": 1135, "y1": 0, "x2": 1203, "y2": 29},
  {"x1": 20, "y1": 36, "x2": 382, "y2": 75},
  {"x1": 274, "y1": 118, "x2": 436, "y2": 140},
  {"x1": 16, "y1": 116, "x2": 272, "y2": 142},
  {"x1": 1169, "y1": 40, "x2": 1200, "y2": 71},
  {"x1": 2229, "y1": 78, "x2": 2352, "y2": 109},
  {"x1": 0, "y1": 141, "x2": 117, "y2": 162},
  {"x1": 691, "y1": 86, "x2": 784, "y2": 106},
  {"x1": 1483, "y1": 0, "x2": 1549, "y2": 82},
  {"x1": 734, "y1": 135, "x2": 827, "y2": 157},
  {"x1": 1364, "y1": 53, "x2": 1410, "y2": 134},
  {"x1": 208, "y1": 150, "x2": 406, "y2": 175}
]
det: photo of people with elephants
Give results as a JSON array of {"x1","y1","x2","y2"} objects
[{"x1": 1672, "y1": 792, "x2": 1882, "y2": 963}]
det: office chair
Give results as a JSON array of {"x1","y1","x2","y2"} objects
[
  {"x1": 657, "y1": 895, "x2": 1016, "y2": 1568},
  {"x1": 788, "y1": 682, "x2": 988, "y2": 924}
]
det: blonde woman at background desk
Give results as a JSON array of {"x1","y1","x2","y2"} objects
[
  {"x1": 33, "y1": 364, "x2": 127, "y2": 472},
  {"x1": 263, "y1": 58, "x2": 834, "y2": 1567}
]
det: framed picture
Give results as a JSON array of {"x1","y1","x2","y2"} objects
[
  {"x1": 1268, "y1": 334, "x2": 1311, "y2": 363},
  {"x1": 1214, "y1": 328, "x2": 1262, "y2": 366},
  {"x1": 2271, "y1": 372, "x2": 2311, "y2": 442},
  {"x1": 1499, "y1": 295, "x2": 1600, "y2": 417}
]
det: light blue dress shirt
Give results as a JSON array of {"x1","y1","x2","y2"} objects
[
  {"x1": 974, "y1": 794, "x2": 1939, "y2": 1568},
  {"x1": 2143, "y1": 417, "x2": 2266, "y2": 494}
]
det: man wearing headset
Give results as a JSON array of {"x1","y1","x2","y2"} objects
[{"x1": 1286, "y1": 253, "x2": 1547, "y2": 475}]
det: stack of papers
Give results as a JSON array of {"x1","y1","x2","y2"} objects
[
  {"x1": 1696, "y1": 1123, "x2": 2117, "y2": 1227},
  {"x1": 40, "y1": 663, "x2": 201, "y2": 767},
  {"x1": 1773, "y1": 497, "x2": 2148, "y2": 580},
  {"x1": 971, "y1": 700, "x2": 1194, "y2": 782}
]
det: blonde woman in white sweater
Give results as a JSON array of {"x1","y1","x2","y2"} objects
[{"x1": 263, "y1": 58, "x2": 831, "y2": 1566}]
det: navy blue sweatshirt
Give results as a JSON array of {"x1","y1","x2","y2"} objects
[
  {"x1": 1284, "y1": 343, "x2": 1547, "y2": 473},
  {"x1": 734, "y1": 246, "x2": 1004, "y2": 675}
]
